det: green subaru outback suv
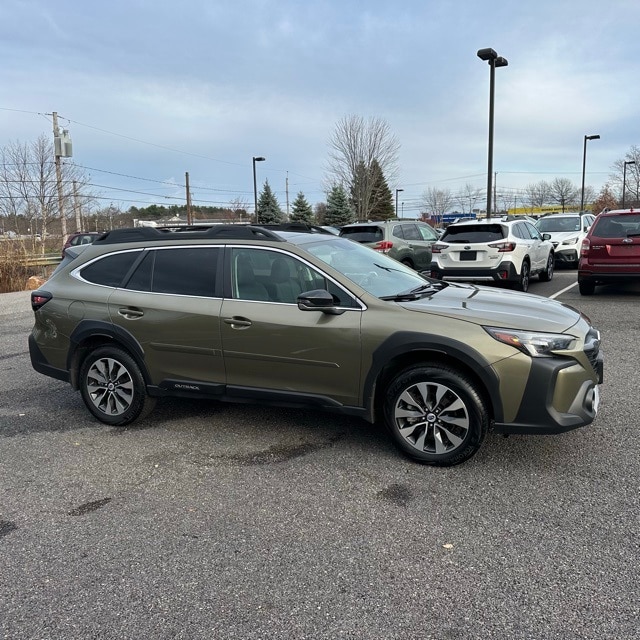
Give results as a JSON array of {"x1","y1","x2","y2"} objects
[{"x1": 29, "y1": 225, "x2": 603, "y2": 467}]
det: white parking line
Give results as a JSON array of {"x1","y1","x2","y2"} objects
[{"x1": 549, "y1": 281, "x2": 578, "y2": 299}]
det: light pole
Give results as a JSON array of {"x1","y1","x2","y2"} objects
[
  {"x1": 252, "y1": 156, "x2": 265, "y2": 223},
  {"x1": 622, "y1": 160, "x2": 636, "y2": 209},
  {"x1": 395, "y1": 188, "x2": 404, "y2": 218},
  {"x1": 477, "y1": 48, "x2": 508, "y2": 220},
  {"x1": 580, "y1": 135, "x2": 600, "y2": 212}
]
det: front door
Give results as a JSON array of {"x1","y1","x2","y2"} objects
[{"x1": 220, "y1": 247, "x2": 363, "y2": 407}]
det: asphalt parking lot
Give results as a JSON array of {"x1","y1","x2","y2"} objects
[{"x1": 1, "y1": 273, "x2": 639, "y2": 640}]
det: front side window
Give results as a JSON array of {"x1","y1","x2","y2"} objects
[
  {"x1": 417, "y1": 224, "x2": 438, "y2": 241},
  {"x1": 230, "y1": 248, "x2": 357, "y2": 306}
]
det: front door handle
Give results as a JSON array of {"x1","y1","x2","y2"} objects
[{"x1": 223, "y1": 317, "x2": 252, "y2": 328}]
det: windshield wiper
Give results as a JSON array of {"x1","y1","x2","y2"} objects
[{"x1": 380, "y1": 281, "x2": 447, "y2": 301}]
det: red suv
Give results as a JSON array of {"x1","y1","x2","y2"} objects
[
  {"x1": 578, "y1": 208, "x2": 640, "y2": 295},
  {"x1": 61, "y1": 232, "x2": 101, "y2": 257}
]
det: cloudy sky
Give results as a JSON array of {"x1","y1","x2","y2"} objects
[{"x1": 1, "y1": 0, "x2": 639, "y2": 217}]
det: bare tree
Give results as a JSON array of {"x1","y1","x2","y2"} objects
[
  {"x1": 455, "y1": 183, "x2": 482, "y2": 214},
  {"x1": 421, "y1": 187, "x2": 453, "y2": 225},
  {"x1": 549, "y1": 178, "x2": 579, "y2": 213},
  {"x1": 0, "y1": 136, "x2": 92, "y2": 248},
  {"x1": 610, "y1": 145, "x2": 640, "y2": 207},
  {"x1": 524, "y1": 181, "x2": 551, "y2": 212},
  {"x1": 326, "y1": 115, "x2": 400, "y2": 221}
]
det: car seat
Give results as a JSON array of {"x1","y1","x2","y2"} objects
[
  {"x1": 269, "y1": 257, "x2": 303, "y2": 303},
  {"x1": 236, "y1": 255, "x2": 270, "y2": 301}
]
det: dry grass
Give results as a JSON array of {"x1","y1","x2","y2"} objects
[{"x1": 0, "y1": 239, "x2": 59, "y2": 293}]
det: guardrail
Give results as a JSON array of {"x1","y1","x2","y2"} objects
[{"x1": 22, "y1": 255, "x2": 62, "y2": 267}]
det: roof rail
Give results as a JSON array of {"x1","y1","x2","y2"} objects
[
  {"x1": 93, "y1": 225, "x2": 286, "y2": 245},
  {"x1": 258, "y1": 223, "x2": 334, "y2": 234}
]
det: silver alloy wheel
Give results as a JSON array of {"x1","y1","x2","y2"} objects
[
  {"x1": 85, "y1": 357, "x2": 135, "y2": 416},
  {"x1": 393, "y1": 381, "x2": 470, "y2": 455}
]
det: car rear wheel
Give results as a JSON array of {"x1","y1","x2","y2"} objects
[
  {"x1": 539, "y1": 253, "x2": 554, "y2": 282},
  {"x1": 383, "y1": 364, "x2": 488, "y2": 467},
  {"x1": 79, "y1": 346, "x2": 156, "y2": 426},
  {"x1": 579, "y1": 279, "x2": 595, "y2": 296}
]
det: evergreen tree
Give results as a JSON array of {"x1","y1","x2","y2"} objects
[
  {"x1": 290, "y1": 191, "x2": 314, "y2": 223},
  {"x1": 256, "y1": 179, "x2": 283, "y2": 224},
  {"x1": 325, "y1": 185, "x2": 355, "y2": 227},
  {"x1": 369, "y1": 160, "x2": 395, "y2": 220}
]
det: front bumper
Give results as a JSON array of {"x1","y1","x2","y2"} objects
[{"x1": 492, "y1": 350, "x2": 603, "y2": 435}]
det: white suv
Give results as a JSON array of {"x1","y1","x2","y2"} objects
[
  {"x1": 535, "y1": 213, "x2": 595, "y2": 267},
  {"x1": 429, "y1": 218, "x2": 554, "y2": 292}
]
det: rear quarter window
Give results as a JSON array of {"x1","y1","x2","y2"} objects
[{"x1": 80, "y1": 251, "x2": 142, "y2": 287}]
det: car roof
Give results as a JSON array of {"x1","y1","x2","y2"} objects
[{"x1": 598, "y1": 208, "x2": 639, "y2": 217}]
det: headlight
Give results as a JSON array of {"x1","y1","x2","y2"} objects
[
  {"x1": 484, "y1": 326, "x2": 576, "y2": 357},
  {"x1": 562, "y1": 236, "x2": 579, "y2": 245}
]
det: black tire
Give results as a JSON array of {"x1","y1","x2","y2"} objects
[
  {"x1": 579, "y1": 279, "x2": 595, "y2": 296},
  {"x1": 515, "y1": 260, "x2": 530, "y2": 292},
  {"x1": 401, "y1": 258, "x2": 414, "y2": 269},
  {"x1": 383, "y1": 364, "x2": 489, "y2": 467},
  {"x1": 539, "y1": 253, "x2": 554, "y2": 282},
  {"x1": 79, "y1": 346, "x2": 156, "y2": 426}
]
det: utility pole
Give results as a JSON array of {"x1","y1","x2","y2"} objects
[
  {"x1": 52, "y1": 112, "x2": 67, "y2": 238},
  {"x1": 494, "y1": 171, "x2": 497, "y2": 216},
  {"x1": 185, "y1": 172, "x2": 193, "y2": 225},
  {"x1": 285, "y1": 171, "x2": 290, "y2": 219},
  {"x1": 73, "y1": 181, "x2": 82, "y2": 232}
]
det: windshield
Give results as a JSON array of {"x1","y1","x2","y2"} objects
[
  {"x1": 536, "y1": 217, "x2": 580, "y2": 233},
  {"x1": 304, "y1": 237, "x2": 427, "y2": 298}
]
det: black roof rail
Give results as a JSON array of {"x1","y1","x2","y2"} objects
[
  {"x1": 258, "y1": 223, "x2": 334, "y2": 234},
  {"x1": 93, "y1": 225, "x2": 286, "y2": 245}
]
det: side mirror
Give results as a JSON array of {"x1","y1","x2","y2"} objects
[
  {"x1": 297, "y1": 289, "x2": 345, "y2": 315},
  {"x1": 542, "y1": 233, "x2": 551, "y2": 240}
]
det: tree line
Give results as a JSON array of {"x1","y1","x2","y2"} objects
[{"x1": 2, "y1": 122, "x2": 639, "y2": 240}]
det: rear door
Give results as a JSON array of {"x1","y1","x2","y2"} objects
[
  {"x1": 395, "y1": 223, "x2": 437, "y2": 269},
  {"x1": 107, "y1": 246, "x2": 225, "y2": 387}
]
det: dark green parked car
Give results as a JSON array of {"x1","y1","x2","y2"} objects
[{"x1": 29, "y1": 225, "x2": 603, "y2": 466}]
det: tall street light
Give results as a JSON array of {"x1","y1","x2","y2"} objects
[
  {"x1": 395, "y1": 188, "x2": 404, "y2": 218},
  {"x1": 622, "y1": 160, "x2": 636, "y2": 209},
  {"x1": 580, "y1": 135, "x2": 600, "y2": 212},
  {"x1": 252, "y1": 156, "x2": 266, "y2": 223},
  {"x1": 477, "y1": 48, "x2": 508, "y2": 220}
]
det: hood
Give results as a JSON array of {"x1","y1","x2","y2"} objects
[{"x1": 399, "y1": 283, "x2": 581, "y2": 333}]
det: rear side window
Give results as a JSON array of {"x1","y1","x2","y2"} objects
[
  {"x1": 340, "y1": 226, "x2": 384, "y2": 242},
  {"x1": 80, "y1": 251, "x2": 142, "y2": 287},
  {"x1": 125, "y1": 247, "x2": 220, "y2": 297},
  {"x1": 442, "y1": 224, "x2": 505, "y2": 243}
]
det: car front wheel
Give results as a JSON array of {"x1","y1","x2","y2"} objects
[
  {"x1": 383, "y1": 364, "x2": 489, "y2": 466},
  {"x1": 79, "y1": 346, "x2": 156, "y2": 426}
]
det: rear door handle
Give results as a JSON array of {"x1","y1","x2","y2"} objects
[
  {"x1": 118, "y1": 307, "x2": 144, "y2": 319},
  {"x1": 223, "y1": 317, "x2": 252, "y2": 328}
]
